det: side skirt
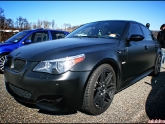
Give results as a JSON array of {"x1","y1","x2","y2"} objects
[{"x1": 116, "y1": 68, "x2": 153, "y2": 93}]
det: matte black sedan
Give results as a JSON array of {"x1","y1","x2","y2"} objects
[{"x1": 4, "y1": 20, "x2": 161, "y2": 115}]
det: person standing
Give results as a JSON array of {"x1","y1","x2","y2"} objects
[{"x1": 157, "y1": 24, "x2": 165, "y2": 66}]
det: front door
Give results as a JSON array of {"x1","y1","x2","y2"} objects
[{"x1": 127, "y1": 23, "x2": 149, "y2": 78}]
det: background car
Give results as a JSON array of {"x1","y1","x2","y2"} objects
[
  {"x1": 4, "y1": 20, "x2": 161, "y2": 115},
  {"x1": 0, "y1": 28, "x2": 69, "y2": 73}
]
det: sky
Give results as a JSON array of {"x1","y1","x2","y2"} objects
[{"x1": 0, "y1": 1, "x2": 165, "y2": 30}]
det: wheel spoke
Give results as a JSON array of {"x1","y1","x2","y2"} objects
[
  {"x1": 100, "y1": 70, "x2": 106, "y2": 84},
  {"x1": 106, "y1": 86, "x2": 114, "y2": 93},
  {"x1": 105, "y1": 72, "x2": 113, "y2": 84},
  {"x1": 94, "y1": 85, "x2": 102, "y2": 92},
  {"x1": 105, "y1": 93, "x2": 111, "y2": 102},
  {"x1": 94, "y1": 92, "x2": 101, "y2": 103},
  {"x1": 99, "y1": 97, "x2": 104, "y2": 108},
  {"x1": 106, "y1": 80, "x2": 115, "y2": 87},
  {"x1": 0, "y1": 55, "x2": 7, "y2": 71},
  {"x1": 157, "y1": 65, "x2": 160, "y2": 72}
]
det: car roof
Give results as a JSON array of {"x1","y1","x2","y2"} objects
[
  {"x1": 23, "y1": 28, "x2": 69, "y2": 33},
  {"x1": 86, "y1": 20, "x2": 146, "y2": 27}
]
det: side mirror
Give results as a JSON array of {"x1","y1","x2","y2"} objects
[
  {"x1": 23, "y1": 39, "x2": 31, "y2": 44},
  {"x1": 58, "y1": 36, "x2": 64, "y2": 39},
  {"x1": 126, "y1": 34, "x2": 144, "y2": 43}
]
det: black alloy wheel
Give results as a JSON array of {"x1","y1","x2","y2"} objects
[
  {"x1": 0, "y1": 54, "x2": 7, "y2": 73},
  {"x1": 151, "y1": 54, "x2": 161, "y2": 77},
  {"x1": 82, "y1": 64, "x2": 116, "y2": 115}
]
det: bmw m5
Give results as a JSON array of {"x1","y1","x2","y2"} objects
[{"x1": 4, "y1": 20, "x2": 161, "y2": 115}]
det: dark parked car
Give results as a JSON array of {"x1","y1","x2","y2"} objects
[
  {"x1": 0, "y1": 28, "x2": 69, "y2": 73},
  {"x1": 4, "y1": 20, "x2": 161, "y2": 115}
]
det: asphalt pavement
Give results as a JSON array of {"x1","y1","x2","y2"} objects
[{"x1": 0, "y1": 65, "x2": 165, "y2": 123}]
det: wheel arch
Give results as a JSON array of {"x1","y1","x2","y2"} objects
[
  {"x1": 0, "y1": 48, "x2": 12, "y2": 55},
  {"x1": 83, "y1": 58, "x2": 120, "y2": 94},
  {"x1": 0, "y1": 52, "x2": 10, "y2": 56}
]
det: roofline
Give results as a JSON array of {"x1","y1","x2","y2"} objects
[{"x1": 22, "y1": 28, "x2": 69, "y2": 32}]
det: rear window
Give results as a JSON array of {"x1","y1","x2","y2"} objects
[{"x1": 51, "y1": 31, "x2": 65, "y2": 40}]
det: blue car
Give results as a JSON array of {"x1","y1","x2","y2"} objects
[{"x1": 0, "y1": 28, "x2": 69, "y2": 73}]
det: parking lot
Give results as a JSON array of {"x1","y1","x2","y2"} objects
[{"x1": 0, "y1": 65, "x2": 165, "y2": 123}]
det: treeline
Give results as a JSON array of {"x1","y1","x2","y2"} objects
[
  {"x1": 0, "y1": 7, "x2": 81, "y2": 41},
  {"x1": 0, "y1": 7, "x2": 81, "y2": 31}
]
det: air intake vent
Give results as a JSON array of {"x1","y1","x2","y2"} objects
[{"x1": 9, "y1": 84, "x2": 31, "y2": 99}]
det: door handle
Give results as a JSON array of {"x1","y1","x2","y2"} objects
[
  {"x1": 155, "y1": 45, "x2": 158, "y2": 49},
  {"x1": 144, "y1": 46, "x2": 148, "y2": 50}
]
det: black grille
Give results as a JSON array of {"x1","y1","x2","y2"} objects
[
  {"x1": 9, "y1": 84, "x2": 31, "y2": 99},
  {"x1": 5, "y1": 57, "x2": 12, "y2": 68},
  {"x1": 5, "y1": 57, "x2": 26, "y2": 72},
  {"x1": 13, "y1": 59, "x2": 26, "y2": 72}
]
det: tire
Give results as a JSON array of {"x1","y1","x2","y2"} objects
[
  {"x1": 81, "y1": 64, "x2": 116, "y2": 115},
  {"x1": 151, "y1": 54, "x2": 161, "y2": 77},
  {"x1": 0, "y1": 54, "x2": 8, "y2": 73}
]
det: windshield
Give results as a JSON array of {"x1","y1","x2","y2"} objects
[
  {"x1": 66, "y1": 21, "x2": 127, "y2": 39},
  {"x1": 4, "y1": 31, "x2": 30, "y2": 43}
]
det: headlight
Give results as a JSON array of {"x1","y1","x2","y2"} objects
[{"x1": 33, "y1": 54, "x2": 85, "y2": 74}]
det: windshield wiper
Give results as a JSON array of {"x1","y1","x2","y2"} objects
[
  {"x1": 82, "y1": 36, "x2": 99, "y2": 38},
  {"x1": 72, "y1": 35, "x2": 99, "y2": 38},
  {"x1": 73, "y1": 36, "x2": 99, "y2": 38}
]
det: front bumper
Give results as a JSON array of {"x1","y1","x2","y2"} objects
[{"x1": 4, "y1": 64, "x2": 90, "y2": 112}]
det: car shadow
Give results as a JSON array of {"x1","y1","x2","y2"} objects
[
  {"x1": 145, "y1": 69, "x2": 165, "y2": 119},
  {"x1": 38, "y1": 109, "x2": 77, "y2": 116},
  {"x1": 15, "y1": 98, "x2": 77, "y2": 116}
]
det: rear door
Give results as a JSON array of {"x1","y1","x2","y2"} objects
[
  {"x1": 140, "y1": 25, "x2": 158, "y2": 68},
  {"x1": 50, "y1": 31, "x2": 66, "y2": 40}
]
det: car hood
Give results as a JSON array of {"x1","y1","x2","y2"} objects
[
  {"x1": 0, "y1": 42, "x2": 13, "y2": 47},
  {"x1": 10, "y1": 38, "x2": 119, "y2": 61}
]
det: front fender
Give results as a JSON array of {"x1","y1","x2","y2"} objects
[{"x1": 70, "y1": 49, "x2": 120, "y2": 72}]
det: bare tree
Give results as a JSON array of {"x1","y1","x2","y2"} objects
[
  {"x1": 15, "y1": 17, "x2": 31, "y2": 30},
  {"x1": 63, "y1": 23, "x2": 68, "y2": 31},
  {"x1": 29, "y1": 22, "x2": 33, "y2": 29},
  {"x1": 6, "y1": 18, "x2": 14, "y2": 29},
  {"x1": 15, "y1": 16, "x2": 24, "y2": 30},
  {"x1": 42, "y1": 20, "x2": 51, "y2": 29},
  {"x1": 52, "y1": 19, "x2": 55, "y2": 29},
  {"x1": 0, "y1": 7, "x2": 5, "y2": 28},
  {"x1": 23, "y1": 18, "x2": 31, "y2": 30},
  {"x1": 0, "y1": 7, "x2": 5, "y2": 42},
  {"x1": 32, "y1": 22, "x2": 37, "y2": 29},
  {"x1": 63, "y1": 23, "x2": 72, "y2": 31},
  {"x1": 66, "y1": 23, "x2": 71, "y2": 32},
  {"x1": 37, "y1": 20, "x2": 42, "y2": 28}
]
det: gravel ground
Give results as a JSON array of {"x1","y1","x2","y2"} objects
[{"x1": 0, "y1": 65, "x2": 165, "y2": 123}]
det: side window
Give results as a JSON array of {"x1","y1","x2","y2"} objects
[
  {"x1": 140, "y1": 25, "x2": 153, "y2": 40},
  {"x1": 129, "y1": 23, "x2": 142, "y2": 37},
  {"x1": 51, "y1": 31, "x2": 65, "y2": 40},
  {"x1": 26, "y1": 31, "x2": 49, "y2": 43}
]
